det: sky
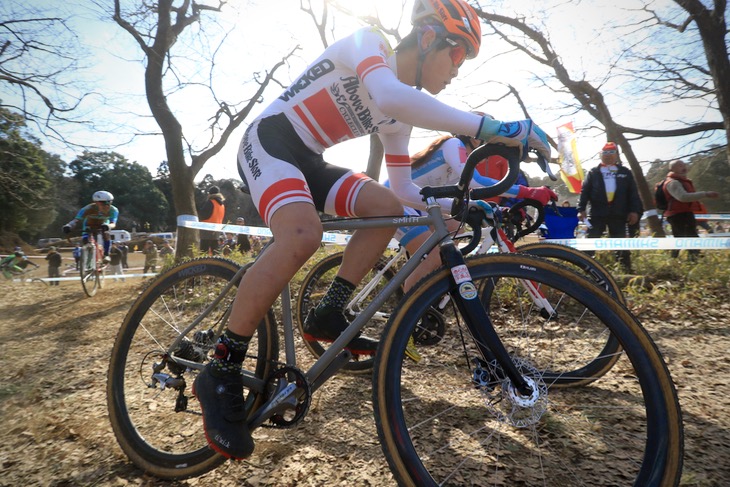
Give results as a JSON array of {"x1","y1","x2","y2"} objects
[{"x1": 5, "y1": 0, "x2": 725, "y2": 184}]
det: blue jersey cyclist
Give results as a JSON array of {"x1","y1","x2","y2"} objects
[
  {"x1": 63, "y1": 190, "x2": 119, "y2": 261},
  {"x1": 193, "y1": 0, "x2": 553, "y2": 460},
  {"x1": 386, "y1": 133, "x2": 557, "y2": 293}
]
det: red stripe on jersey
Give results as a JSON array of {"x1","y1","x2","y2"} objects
[
  {"x1": 357, "y1": 56, "x2": 387, "y2": 82},
  {"x1": 302, "y1": 89, "x2": 354, "y2": 146},
  {"x1": 293, "y1": 105, "x2": 328, "y2": 147},
  {"x1": 259, "y1": 179, "x2": 312, "y2": 224},
  {"x1": 335, "y1": 174, "x2": 369, "y2": 216},
  {"x1": 385, "y1": 154, "x2": 411, "y2": 167}
]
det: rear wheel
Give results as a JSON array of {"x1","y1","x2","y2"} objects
[
  {"x1": 295, "y1": 251, "x2": 403, "y2": 372},
  {"x1": 504, "y1": 241, "x2": 625, "y2": 381},
  {"x1": 374, "y1": 254, "x2": 683, "y2": 487},
  {"x1": 516, "y1": 242, "x2": 624, "y2": 303},
  {"x1": 107, "y1": 257, "x2": 279, "y2": 479}
]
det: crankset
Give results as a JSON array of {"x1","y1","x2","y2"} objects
[
  {"x1": 412, "y1": 306, "x2": 447, "y2": 346},
  {"x1": 260, "y1": 366, "x2": 311, "y2": 429}
]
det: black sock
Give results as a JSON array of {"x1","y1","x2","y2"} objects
[
  {"x1": 209, "y1": 329, "x2": 252, "y2": 376},
  {"x1": 315, "y1": 276, "x2": 356, "y2": 317}
]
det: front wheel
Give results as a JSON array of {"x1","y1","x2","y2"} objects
[
  {"x1": 107, "y1": 257, "x2": 279, "y2": 479},
  {"x1": 80, "y1": 243, "x2": 100, "y2": 297},
  {"x1": 374, "y1": 254, "x2": 683, "y2": 487}
]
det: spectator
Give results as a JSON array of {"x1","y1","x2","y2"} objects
[
  {"x1": 577, "y1": 142, "x2": 643, "y2": 272},
  {"x1": 159, "y1": 240, "x2": 175, "y2": 258},
  {"x1": 118, "y1": 241, "x2": 129, "y2": 269},
  {"x1": 199, "y1": 185, "x2": 226, "y2": 254},
  {"x1": 235, "y1": 217, "x2": 252, "y2": 254},
  {"x1": 661, "y1": 159, "x2": 719, "y2": 260},
  {"x1": 108, "y1": 242, "x2": 125, "y2": 281},
  {"x1": 45, "y1": 246, "x2": 63, "y2": 286},
  {"x1": 72, "y1": 245, "x2": 82, "y2": 271},
  {"x1": 142, "y1": 240, "x2": 159, "y2": 274},
  {"x1": 215, "y1": 235, "x2": 231, "y2": 256}
]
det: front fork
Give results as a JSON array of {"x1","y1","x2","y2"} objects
[{"x1": 439, "y1": 241, "x2": 533, "y2": 397}]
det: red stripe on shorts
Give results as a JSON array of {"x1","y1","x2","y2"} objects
[{"x1": 260, "y1": 179, "x2": 312, "y2": 224}]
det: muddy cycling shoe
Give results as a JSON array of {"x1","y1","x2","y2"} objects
[
  {"x1": 192, "y1": 363, "x2": 254, "y2": 460},
  {"x1": 302, "y1": 309, "x2": 378, "y2": 355}
]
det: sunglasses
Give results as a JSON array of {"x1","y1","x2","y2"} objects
[
  {"x1": 602, "y1": 150, "x2": 617, "y2": 154},
  {"x1": 443, "y1": 38, "x2": 467, "y2": 68},
  {"x1": 97, "y1": 201, "x2": 111, "y2": 205}
]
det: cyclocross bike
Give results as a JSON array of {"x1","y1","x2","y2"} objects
[
  {"x1": 79, "y1": 229, "x2": 107, "y2": 297},
  {"x1": 295, "y1": 198, "x2": 626, "y2": 372},
  {"x1": 107, "y1": 144, "x2": 683, "y2": 486}
]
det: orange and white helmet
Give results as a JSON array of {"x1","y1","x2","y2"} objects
[{"x1": 411, "y1": 0, "x2": 482, "y2": 59}]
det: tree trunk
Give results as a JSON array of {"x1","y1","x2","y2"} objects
[
  {"x1": 366, "y1": 134, "x2": 384, "y2": 180},
  {"x1": 674, "y1": 0, "x2": 730, "y2": 166}
]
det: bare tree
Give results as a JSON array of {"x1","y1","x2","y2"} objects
[
  {"x1": 667, "y1": 0, "x2": 730, "y2": 164},
  {"x1": 474, "y1": 4, "x2": 728, "y2": 236},
  {"x1": 0, "y1": 5, "x2": 95, "y2": 144},
  {"x1": 112, "y1": 0, "x2": 293, "y2": 258}
]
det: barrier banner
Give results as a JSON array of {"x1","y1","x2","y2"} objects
[
  {"x1": 556, "y1": 121, "x2": 584, "y2": 193},
  {"x1": 544, "y1": 237, "x2": 730, "y2": 251}
]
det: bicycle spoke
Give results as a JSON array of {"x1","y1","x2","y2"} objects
[{"x1": 375, "y1": 255, "x2": 682, "y2": 486}]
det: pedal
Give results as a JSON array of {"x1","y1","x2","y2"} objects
[{"x1": 405, "y1": 336, "x2": 422, "y2": 363}]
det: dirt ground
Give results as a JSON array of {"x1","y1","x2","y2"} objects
[{"x1": 0, "y1": 253, "x2": 729, "y2": 486}]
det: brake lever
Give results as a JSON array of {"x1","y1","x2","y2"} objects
[{"x1": 533, "y1": 151, "x2": 558, "y2": 181}]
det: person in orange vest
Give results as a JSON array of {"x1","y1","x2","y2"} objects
[
  {"x1": 662, "y1": 159, "x2": 719, "y2": 260},
  {"x1": 199, "y1": 185, "x2": 226, "y2": 254}
]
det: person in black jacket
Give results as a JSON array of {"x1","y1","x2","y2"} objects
[{"x1": 577, "y1": 142, "x2": 643, "y2": 272}]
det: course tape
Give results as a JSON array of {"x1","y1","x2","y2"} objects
[
  {"x1": 177, "y1": 216, "x2": 730, "y2": 251},
  {"x1": 694, "y1": 214, "x2": 730, "y2": 220},
  {"x1": 11, "y1": 273, "x2": 158, "y2": 283},
  {"x1": 176, "y1": 216, "x2": 401, "y2": 248},
  {"x1": 644, "y1": 212, "x2": 730, "y2": 220}
]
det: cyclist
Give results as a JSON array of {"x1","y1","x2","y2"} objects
[
  {"x1": 1, "y1": 250, "x2": 40, "y2": 280},
  {"x1": 194, "y1": 0, "x2": 552, "y2": 460},
  {"x1": 387, "y1": 132, "x2": 557, "y2": 293},
  {"x1": 63, "y1": 191, "x2": 119, "y2": 262}
]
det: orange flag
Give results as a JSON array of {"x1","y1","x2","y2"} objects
[{"x1": 557, "y1": 122, "x2": 584, "y2": 193}]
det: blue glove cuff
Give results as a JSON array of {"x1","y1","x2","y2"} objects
[
  {"x1": 476, "y1": 117, "x2": 502, "y2": 140},
  {"x1": 474, "y1": 200, "x2": 494, "y2": 218}
]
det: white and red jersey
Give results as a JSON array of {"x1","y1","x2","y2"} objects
[{"x1": 257, "y1": 27, "x2": 481, "y2": 211}]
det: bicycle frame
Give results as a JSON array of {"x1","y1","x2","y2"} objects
[
  {"x1": 169, "y1": 199, "x2": 533, "y2": 429},
  {"x1": 167, "y1": 144, "x2": 532, "y2": 426},
  {"x1": 345, "y1": 245, "x2": 406, "y2": 319}
]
